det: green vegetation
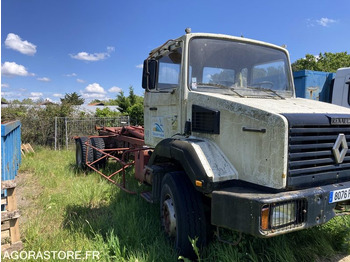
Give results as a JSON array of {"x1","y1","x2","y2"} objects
[
  {"x1": 1, "y1": 97, "x2": 9, "y2": 104},
  {"x1": 93, "y1": 87, "x2": 144, "y2": 125},
  {"x1": 292, "y1": 52, "x2": 350, "y2": 72},
  {"x1": 14, "y1": 148, "x2": 350, "y2": 261},
  {"x1": 95, "y1": 107, "x2": 120, "y2": 118},
  {"x1": 60, "y1": 92, "x2": 85, "y2": 105},
  {"x1": 1, "y1": 87, "x2": 144, "y2": 147},
  {"x1": 1, "y1": 103, "x2": 78, "y2": 146}
]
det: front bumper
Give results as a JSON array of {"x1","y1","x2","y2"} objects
[{"x1": 211, "y1": 181, "x2": 350, "y2": 237}]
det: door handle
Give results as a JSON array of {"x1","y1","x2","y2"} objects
[{"x1": 149, "y1": 107, "x2": 158, "y2": 111}]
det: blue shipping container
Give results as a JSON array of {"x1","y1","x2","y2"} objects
[
  {"x1": 1, "y1": 121, "x2": 22, "y2": 181},
  {"x1": 293, "y1": 70, "x2": 335, "y2": 102}
]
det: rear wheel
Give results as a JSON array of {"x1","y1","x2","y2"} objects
[
  {"x1": 160, "y1": 172, "x2": 207, "y2": 258},
  {"x1": 75, "y1": 137, "x2": 93, "y2": 169},
  {"x1": 90, "y1": 137, "x2": 106, "y2": 168}
]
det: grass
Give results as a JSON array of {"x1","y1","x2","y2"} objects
[{"x1": 8, "y1": 147, "x2": 350, "y2": 261}]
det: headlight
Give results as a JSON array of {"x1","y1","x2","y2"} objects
[
  {"x1": 271, "y1": 202, "x2": 296, "y2": 228},
  {"x1": 261, "y1": 200, "x2": 306, "y2": 232}
]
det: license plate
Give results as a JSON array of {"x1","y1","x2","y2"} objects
[{"x1": 329, "y1": 187, "x2": 350, "y2": 203}]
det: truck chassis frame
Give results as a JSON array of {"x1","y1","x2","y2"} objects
[{"x1": 76, "y1": 126, "x2": 151, "y2": 195}]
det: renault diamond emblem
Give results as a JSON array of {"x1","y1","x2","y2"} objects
[{"x1": 332, "y1": 134, "x2": 348, "y2": 164}]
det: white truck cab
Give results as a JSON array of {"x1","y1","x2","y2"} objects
[{"x1": 141, "y1": 30, "x2": 350, "y2": 256}]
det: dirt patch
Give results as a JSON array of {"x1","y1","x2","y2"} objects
[
  {"x1": 15, "y1": 171, "x2": 44, "y2": 227},
  {"x1": 339, "y1": 255, "x2": 350, "y2": 262},
  {"x1": 316, "y1": 255, "x2": 350, "y2": 262}
]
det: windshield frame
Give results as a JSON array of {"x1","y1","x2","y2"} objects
[{"x1": 187, "y1": 36, "x2": 294, "y2": 98}]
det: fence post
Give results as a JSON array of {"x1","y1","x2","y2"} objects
[
  {"x1": 65, "y1": 118, "x2": 68, "y2": 150},
  {"x1": 54, "y1": 117, "x2": 57, "y2": 151}
]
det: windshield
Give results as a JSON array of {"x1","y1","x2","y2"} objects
[{"x1": 188, "y1": 38, "x2": 293, "y2": 98}]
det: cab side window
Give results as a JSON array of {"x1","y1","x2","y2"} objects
[{"x1": 157, "y1": 48, "x2": 182, "y2": 91}]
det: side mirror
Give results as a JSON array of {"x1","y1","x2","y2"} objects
[{"x1": 142, "y1": 59, "x2": 158, "y2": 90}]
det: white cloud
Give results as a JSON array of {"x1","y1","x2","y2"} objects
[
  {"x1": 1, "y1": 91, "x2": 22, "y2": 98},
  {"x1": 84, "y1": 83, "x2": 106, "y2": 94},
  {"x1": 308, "y1": 18, "x2": 338, "y2": 27},
  {"x1": 30, "y1": 92, "x2": 43, "y2": 97},
  {"x1": 44, "y1": 98, "x2": 53, "y2": 102},
  {"x1": 306, "y1": 19, "x2": 315, "y2": 27},
  {"x1": 81, "y1": 83, "x2": 108, "y2": 100},
  {"x1": 81, "y1": 93, "x2": 107, "y2": 99},
  {"x1": 29, "y1": 92, "x2": 43, "y2": 100},
  {"x1": 77, "y1": 78, "x2": 85, "y2": 83},
  {"x1": 107, "y1": 46, "x2": 115, "y2": 52},
  {"x1": 108, "y1": 86, "x2": 122, "y2": 93},
  {"x1": 37, "y1": 77, "x2": 51, "y2": 82},
  {"x1": 70, "y1": 46, "x2": 115, "y2": 62},
  {"x1": 136, "y1": 64, "x2": 144, "y2": 69},
  {"x1": 1, "y1": 83, "x2": 10, "y2": 88},
  {"x1": 65, "y1": 73, "x2": 77, "y2": 77},
  {"x1": 71, "y1": 52, "x2": 108, "y2": 61},
  {"x1": 316, "y1": 17, "x2": 337, "y2": 27},
  {"x1": 5, "y1": 33, "x2": 37, "y2": 56},
  {"x1": 53, "y1": 93, "x2": 63, "y2": 97},
  {"x1": 1, "y1": 62, "x2": 34, "y2": 77}
]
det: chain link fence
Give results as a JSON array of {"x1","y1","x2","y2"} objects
[{"x1": 54, "y1": 116, "x2": 130, "y2": 150}]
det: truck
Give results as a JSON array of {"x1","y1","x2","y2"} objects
[
  {"x1": 75, "y1": 29, "x2": 350, "y2": 257},
  {"x1": 293, "y1": 67, "x2": 350, "y2": 108}
]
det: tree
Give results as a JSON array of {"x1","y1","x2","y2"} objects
[
  {"x1": 12, "y1": 99, "x2": 21, "y2": 104},
  {"x1": 292, "y1": 52, "x2": 350, "y2": 72},
  {"x1": 89, "y1": 99, "x2": 102, "y2": 105},
  {"x1": 129, "y1": 103, "x2": 144, "y2": 125},
  {"x1": 128, "y1": 86, "x2": 137, "y2": 105},
  {"x1": 95, "y1": 107, "x2": 120, "y2": 117},
  {"x1": 110, "y1": 86, "x2": 144, "y2": 125},
  {"x1": 115, "y1": 91, "x2": 130, "y2": 113},
  {"x1": 21, "y1": 98, "x2": 35, "y2": 105},
  {"x1": 1, "y1": 97, "x2": 8, "y2": 104},
  {"x1": 60, "y1": 92, "x2": 84, "y2": 105}
]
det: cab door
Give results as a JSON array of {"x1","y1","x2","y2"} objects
[{"x1": 144, "y1": 46, "x2": 183, "y2": 147}]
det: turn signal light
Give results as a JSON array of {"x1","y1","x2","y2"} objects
[
  {"x1": 195, "y1": 180, "x2": 203, "y2": 187},
  {"x1": 261, "y1": 206, "x2": 270, "y2": 230}
]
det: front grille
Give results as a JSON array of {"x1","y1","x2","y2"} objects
[{"x1": 287, "y1": 125, "x2": 350, "y2": 188}]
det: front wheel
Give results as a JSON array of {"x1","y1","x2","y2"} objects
[{"x1": 160, "y1": 172, "x2": 207, "y2": 258}]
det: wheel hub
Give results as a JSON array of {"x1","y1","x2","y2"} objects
[{"x1": 162, "y1": 198, "x2": 176, "y2": 237}]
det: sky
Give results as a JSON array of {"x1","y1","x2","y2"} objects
[{"x1": 1, "y1": 0, "x2": 350, "y2": 104}]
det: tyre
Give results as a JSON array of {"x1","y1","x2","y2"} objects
[
  {"x1": 160, "y1": 172, "x2": 207, "y2": 258},
  {"x1": 75, "y1": 137, "x2": 93, "y2": 170},
  {"x1": 90, "y1": 137, "x2": 106, "y2": 168}
]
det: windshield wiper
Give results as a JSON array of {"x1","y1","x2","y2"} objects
[
  {"x1": 197, "y1": 82, "x2": 229, "y2": 89},
  {"x1": 196, "y1": 83, "x2": 244, "y2": 97},
  {"x1": 246, "y1": 86, "x2": 285, "y2": 99}
]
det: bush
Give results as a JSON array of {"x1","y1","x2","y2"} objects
[
  {"x1": 1, "y1": 104, "x2": 76, "y2": 146},
  {"x1": 95, "y1": 107, "x2": 120, "y2": 118}
]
